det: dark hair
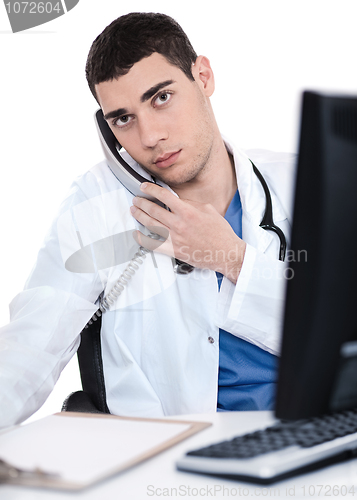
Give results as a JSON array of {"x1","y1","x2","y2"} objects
[{"x1": 85, "y1": 12, "x2": 198, "y2": 101}]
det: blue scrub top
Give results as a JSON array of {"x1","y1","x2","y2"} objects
[{"x1": 216, "y1": 190, "x2": 278, "y2": 411}]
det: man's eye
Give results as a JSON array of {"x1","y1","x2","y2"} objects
[
  {"x1": 114, "y1": 115, "x2": 132, "y2": 128},
  {"x1": 154, "y1": 92, "x2": 172, "y2": 106}
]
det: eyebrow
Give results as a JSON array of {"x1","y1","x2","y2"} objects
[
  {"x1": 103, "y1": 79, "x2": 175, "y2": 121},
  {"x1": 140, "y1": 79, "x2": 175, "y2": 102},
  {"x1": 104, "y1": 107, "x2": 128, "y2": 121}
]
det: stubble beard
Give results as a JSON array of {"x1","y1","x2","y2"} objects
[
  {"x1": 155, "y1": 144, "x2": 213, "y2": 188},
  {"x1": 145, "y1": 123, "x2": 215, "y2": 189}
]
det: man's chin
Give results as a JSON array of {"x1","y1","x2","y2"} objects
[
  {"x1": 141, "y1": 159, "x2": 205, "y2": 188},
  {"x1": 152, "y1": 171, "x2": 197, "y2": 189},
  {"x1": 141, "y1": 165, "x2": 181, "y2": 187}
]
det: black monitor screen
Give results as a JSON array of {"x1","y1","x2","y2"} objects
[{"x1": 275, "y1": 91, "x2": 357, "y2": 420}]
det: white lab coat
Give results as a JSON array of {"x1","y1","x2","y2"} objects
[{"x1": 0, "y1": 139, "x2": 296, "y2": 428}]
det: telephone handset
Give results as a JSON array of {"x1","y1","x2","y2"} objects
[
  {"x1": 84, "y1": 111, "x2": 193, "y2": 328},
  {"x1": 95, "y1": 109, "x2": 165, "y2": 207}
]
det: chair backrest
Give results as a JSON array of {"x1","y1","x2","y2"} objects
[{"x1": 77, "y1": 316, "x2": 110, "y2": 414}]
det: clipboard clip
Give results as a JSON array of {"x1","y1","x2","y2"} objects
[{"x1": 0, "y1": 458, "x2": 59, "y2": 483}]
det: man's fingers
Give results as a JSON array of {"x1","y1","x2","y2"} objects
[
  {"x1": 131, "y1": 196, "x2": 173, "y2": 227},
  {"x1": 140, "y1": 182, "x2": 181, "y2": 212}
]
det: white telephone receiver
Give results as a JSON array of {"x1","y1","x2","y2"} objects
[
  {"x1": 95, "y1": 109, "x2": 165, "y2": 207},
  {"x1": 84, "y1": 111, "x2": 193, "y2": 328}
]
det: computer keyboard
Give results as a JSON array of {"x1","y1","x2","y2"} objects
[{"x1": 176, "y1": 408, "x2": 357, "y2": 484}]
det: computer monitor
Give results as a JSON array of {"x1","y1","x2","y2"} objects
[{"x1": 275, "y1": 91, "x2": 357, "y2": 420}]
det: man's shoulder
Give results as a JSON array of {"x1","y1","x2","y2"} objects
[
  {"x1": 243, "y1": 148, "x2": 296, "y2": 185},
  {"x1": 74, "y1": 160, "x2": 118, "y2": 190},
  {"x1": 243, "y1": 148, "x2": 296, "y2": 169},
  {"x1": 224, "y1": 136, "x2": 296, "y2": 175},
  {"x1": 57, "y1": 160, "x2": 129, "y2": 216},
  {"x1": 66, "y1": 160, "x2": 129, "y2": 199}
]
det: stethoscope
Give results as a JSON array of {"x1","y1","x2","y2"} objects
[{"x1": 174, "y1": 160, "x2": 287, "y2": 274}]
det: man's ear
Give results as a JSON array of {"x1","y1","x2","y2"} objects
[{"x1": 192, "y1": 55, "x2": 215, "y2": 97}]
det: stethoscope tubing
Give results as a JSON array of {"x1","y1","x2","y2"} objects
[{"x1": 250, "y1": 161, "x2": 287, "y2": 262}]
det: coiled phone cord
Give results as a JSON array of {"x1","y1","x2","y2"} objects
[{"x1": 84, "y1": 245, "x2": 150, "y2": 328}]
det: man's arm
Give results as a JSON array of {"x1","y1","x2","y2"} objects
[
  {"x1": 0, "y1": 170, "x2": 113, "y2": 428},
  {"x1": 0, "y1": 288, "x2": 97, "y2": 428}
]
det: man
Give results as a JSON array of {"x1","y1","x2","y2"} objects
[{"x1": 0, "y1": 13, "x2": 295, "y2": 428}]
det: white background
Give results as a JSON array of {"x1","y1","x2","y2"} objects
[{"x1": 0, "y1": 0, "x2": 356, "y2": 423}]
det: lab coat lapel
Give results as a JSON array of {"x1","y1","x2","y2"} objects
[{"x1": 225, "y1": 140, "x2": 274, "y2": 254}]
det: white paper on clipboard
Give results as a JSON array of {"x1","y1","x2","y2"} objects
[{"x1": 0, "y1": 412, "x2": 211, "y2": 490}]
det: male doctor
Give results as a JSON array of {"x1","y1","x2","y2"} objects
[{"x1": 0, "y1": 12, "x2": 295, "y2": 428}]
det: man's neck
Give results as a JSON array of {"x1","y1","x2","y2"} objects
[{"x1": 172, "y1": 137, "x2": 237, "y2": 216}]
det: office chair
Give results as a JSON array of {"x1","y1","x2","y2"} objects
[{"x1": 62, "y1": 316, "x2": 110, "y2": 414}]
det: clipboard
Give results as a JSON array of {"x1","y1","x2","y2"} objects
[{"x1": 0, "y1": 412, "x2": 211, "y2": 490}]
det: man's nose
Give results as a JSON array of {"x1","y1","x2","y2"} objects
[{"x1": 138, "y1": 113, "x2": 168, "y2": 149}]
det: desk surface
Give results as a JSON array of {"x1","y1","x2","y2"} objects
[{"x1": 1, "y1": 411, "x2": 357, "y2": 500}]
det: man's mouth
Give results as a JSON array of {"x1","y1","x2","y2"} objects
[{"x1": 154, "y1": 150, "x2": 181, "y2": 168}]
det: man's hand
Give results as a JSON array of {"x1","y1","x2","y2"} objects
[{"x1": 130, "y1": 182, "x2": 246, "y2": 284}]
